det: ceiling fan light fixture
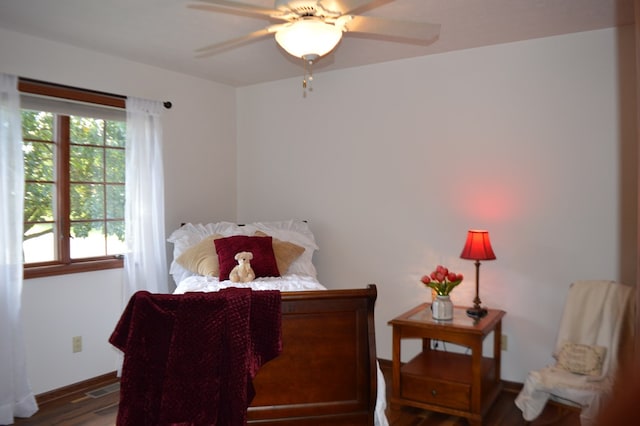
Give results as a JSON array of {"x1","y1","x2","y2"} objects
[{"x1": 275, "y1": 19, "x2": 343, "y2": 59}]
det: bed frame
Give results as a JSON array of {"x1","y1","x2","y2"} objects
[{"x1": 247, "y1": 284, "x2": 378, "y2": 425}]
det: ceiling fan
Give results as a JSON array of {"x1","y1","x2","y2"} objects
[{"x1": 190, "y1": 0, "x2": 440, "y2": 88}]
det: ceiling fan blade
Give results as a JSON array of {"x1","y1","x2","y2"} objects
[
  {"x1": 318, "y1": 0, "x2": 381, "y2": 15},
  {"x1": 195, "y1": 27, "x2": 273, "y2": 58},
  {"x1": 189, "y1": 0, "x2": 280, "y2": 18},
  {"x1": 344, "y1": 15, "x2": 440, "y2": 44}
]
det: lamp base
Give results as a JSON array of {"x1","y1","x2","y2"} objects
[{"x1": 466, "y1": 306, "x2": 488, "y2": 319}]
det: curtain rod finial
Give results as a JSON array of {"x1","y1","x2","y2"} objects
[{"x1": 163, "y1": 101, "x2": 172, "y2": 109}]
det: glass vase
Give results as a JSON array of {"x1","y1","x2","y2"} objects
[{"x1": 432, "y1": 295, "x2": 453, "y2": 320}]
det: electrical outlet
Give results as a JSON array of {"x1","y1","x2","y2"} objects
[
  {"x1": 72, "y1": 336, "x2": 82, "y2": 353},
  {"x1": 501, "y1": 334, "x2": 508, "y2": 351}
]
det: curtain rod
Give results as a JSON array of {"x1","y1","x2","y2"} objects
[{"x1": 19, "y1": 77, "x2": 172, "y2": 109}]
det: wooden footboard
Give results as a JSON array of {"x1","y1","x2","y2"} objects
[{"x1": 248, "y1": 284, "x2": 378, "y2": 426}]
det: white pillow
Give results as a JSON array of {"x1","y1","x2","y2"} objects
[{"x1": 242, "y1": 220, "x2": 319, "y2": 278}]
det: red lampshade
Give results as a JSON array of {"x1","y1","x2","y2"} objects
[{"x1": 460, "y1": 230, "x2": 496, "y2": 261}]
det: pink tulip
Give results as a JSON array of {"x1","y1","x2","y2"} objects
[{"x1": 436, "y1": 265, "x2": 448, "y2": 275}]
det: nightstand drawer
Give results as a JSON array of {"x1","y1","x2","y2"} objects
[{"x1": 401, "y1": 374, "x2": 470, "y2": 411}]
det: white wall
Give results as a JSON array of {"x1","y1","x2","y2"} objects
[
  {"x1": 0, "y1": 27, "x2": 238, "y2": 394},
  {"x1": 21, "y1": 270, "x2": 123, "y2": 393},
  {"x1": 236, "y1": 27, "x2": 637, "y2": 382}
]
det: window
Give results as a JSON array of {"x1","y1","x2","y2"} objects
[{"x1": 19, "y1": 80, "x2": 126, "y2": 278}]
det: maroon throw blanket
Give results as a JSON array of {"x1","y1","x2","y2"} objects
[{"x1": 109, "y1": 288, "x2": 282, "y2": 426}]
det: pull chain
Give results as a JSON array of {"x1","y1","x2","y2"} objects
[{"x1": 302, "y1": 58, "x2": 314, "y2": 97}]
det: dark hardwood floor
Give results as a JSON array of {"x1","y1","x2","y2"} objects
[{"x1": 12, "y1": 362, "x2": 580, "y2": 426}]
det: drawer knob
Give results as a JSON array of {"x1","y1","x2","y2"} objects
[{"x1": 431, "y1": 389, "x2": 437, "y2": 397}]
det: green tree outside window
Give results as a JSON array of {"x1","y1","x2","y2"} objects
[{"x1": 22, "y1": 110, "x2": 126, "y2": 265}]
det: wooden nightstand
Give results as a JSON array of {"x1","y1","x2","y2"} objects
[{"x1": 388, "y1": 303, "x2": 506, "y2": 426}]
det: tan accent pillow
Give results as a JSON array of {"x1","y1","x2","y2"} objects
[
  {"x1": 555, "y1": 342, "x2": 607, "y2": 376},
  {"x1": 255, "y1": 231, "x2": 305, "y2": 275},
  {"x1": 175, "y1": 234, "x2": 221, "y2": 276}
]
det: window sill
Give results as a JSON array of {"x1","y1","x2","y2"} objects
[{"x1": 24, "y1": 258, "x2": 124, "y2": 279}]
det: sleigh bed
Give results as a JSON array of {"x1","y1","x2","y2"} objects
[{"x1": 112, "y1": 220, "x2": 387, "y2": 426}]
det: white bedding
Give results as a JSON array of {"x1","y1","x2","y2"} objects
[
  {"x1": 174, "y1": 274, "x2": 328, "y2": 294},
  {"x1": 172, "y1": 275, "x2": 389, "y2": 426}
]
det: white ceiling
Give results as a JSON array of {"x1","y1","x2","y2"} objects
[{"x1": 0, "y1": 0, "x2": 633, "y2": 87}]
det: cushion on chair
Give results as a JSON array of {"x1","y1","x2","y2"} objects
[{"x1": 555, "y1": 342, "x2": 607, "y2": 376}]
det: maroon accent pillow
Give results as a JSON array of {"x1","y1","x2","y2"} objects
[{"x1": 214, "y1": 235, "x2": 280, "y2": 280}]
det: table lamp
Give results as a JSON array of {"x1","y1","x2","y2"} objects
[{"x1": 460, "y1": 230, "x2": 496, "y2": 318}]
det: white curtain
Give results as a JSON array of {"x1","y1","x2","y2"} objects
[
  {"x1": 124, "y1": 97, "x2": 168, "y2": 303},
  {"x1": 0, "y1": 74, "x2": 38, "y2": 423}
]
